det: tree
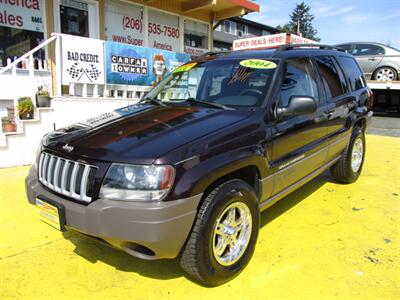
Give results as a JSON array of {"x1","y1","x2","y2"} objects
[
  {"x1": 288, "y1": 2, "x2": 320, "y2": 41},
  {"x1": 276, "y1": 24, "x2": 292, "y2": 34}
]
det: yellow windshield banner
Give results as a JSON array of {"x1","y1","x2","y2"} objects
[
  {"x1": 239, "y1": 59, "x2": 277, "y2": 69},
  {"x1": 173, "y1": 62, "x2": 197, "y2": 73}
]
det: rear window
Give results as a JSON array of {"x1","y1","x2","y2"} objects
[
  {"x1": 338, "y1": 56, "x2": 366, "y2": 91},
  {"x1": 353, "y1": 44, "x2": 385, "y2": 56}
]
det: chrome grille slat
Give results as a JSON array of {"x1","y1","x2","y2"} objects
[
  {"x1": 61, "y1": 160, "x2": 69, "y2": 193},
  {"x1": 53, "y1": 158, "x2": 62, "y2": 192},
  {"x1": 80, "y1": 165, "x2": 90, "y2": 201},
  {"x1": 47, "y1": 156, "x2": 55, "y2": 188},
  {"x1": 70, "y1": 162, "x2": 79, "y2": 197},
  {"x1": 38, "y1": 152, "x2": 96, "y2": 203},
  {"x1": 42, "y1": 154, "x2": 49, "y2": 184},
  {"x1": 38, "y1": 153, "x2": 45, "y2": 180}
]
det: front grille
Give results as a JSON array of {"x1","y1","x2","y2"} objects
[{"x1": 38, "y1": 152, "x2": 97, "y2": 203}]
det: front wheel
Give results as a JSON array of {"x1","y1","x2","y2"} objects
[
  {"x1": 179, "y1": 179, "x2": 260, "y2": 286},
  {"x1": 330, "y1": 127, "x2": 366, "y2": 183}
]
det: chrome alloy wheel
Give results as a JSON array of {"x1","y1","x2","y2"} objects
[
  {"x1": 212, "y1": 202, "x2": 252, "y2": 266},
  {"x1": 376, "y1": 68, "x2": 396, "y2": 81},
  {"x1": 351, "y1": 137, "x2": 364, "y2": 173}
]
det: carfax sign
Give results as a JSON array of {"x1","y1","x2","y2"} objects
[{"x1": 104, "y1": 41, "x2": 190, "y2": 86}]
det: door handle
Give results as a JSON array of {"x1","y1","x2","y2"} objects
[
  {"x1": 324, "y1": 110, "x2": 335, "y2": 118},
  {"x1": 368, "y1": 58, "x2": 377, "y2": 61}
]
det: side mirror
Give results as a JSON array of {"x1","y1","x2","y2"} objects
[{"x1": 276, "y1": 96, "x2": 317, "y2": 119}]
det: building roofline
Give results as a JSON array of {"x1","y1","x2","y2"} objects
[
  {"x1": 229, "y1": 16, "x2": 282, "y2": 33},
  {"x1": 227, "y1": 0, "x2": 260, "y2": 13}
]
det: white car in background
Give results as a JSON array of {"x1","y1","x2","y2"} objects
[{"x1": 336, "y1": 42, "x2": 400, "y2": 81}]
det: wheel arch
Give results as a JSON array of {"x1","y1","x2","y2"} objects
[{"x1": 184, "y1": 154, "x2": 269, "y2": 201}]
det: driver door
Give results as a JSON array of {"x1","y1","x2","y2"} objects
[{"x1": 271, "y1": 58, "x2": 329, "y2": 195}]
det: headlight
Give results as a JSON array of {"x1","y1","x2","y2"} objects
[{"x1": 99, "y1": 163, "x2": 175, "y2": 201}]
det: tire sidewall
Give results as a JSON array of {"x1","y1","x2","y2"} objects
[
  {"x1": 346, "y1": 127, "x2": 366, "y2": 181},
  {"x1": 197, "y1": 180, "x2": 260, "y2": 285},
  {"x1": 374, "y1": 67, "x2": 398, "y2": 81}
]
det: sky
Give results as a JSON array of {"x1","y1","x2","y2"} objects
[{"x1": 246, "y1": 0, "x2": 400, "y2": 49}]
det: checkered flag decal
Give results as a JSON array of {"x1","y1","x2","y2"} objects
[{"x1": 67, "y1": 62, "x2": 101, "y2": 82}]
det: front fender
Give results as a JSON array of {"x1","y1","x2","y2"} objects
[{"x1": 171, "y1": 146, "x2": 269, "y2": 200}]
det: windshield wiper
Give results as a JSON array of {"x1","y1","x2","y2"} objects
[
  {"x1": 141, "y1": 97, "x2": 166, "y2": 106},
  {"x1": 186, "y1": 98, "x2": 231, "y2": 110}
]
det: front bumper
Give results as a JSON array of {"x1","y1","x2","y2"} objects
[{"x1": 25, "y1": 166, "x2": 202, "y2": 259}]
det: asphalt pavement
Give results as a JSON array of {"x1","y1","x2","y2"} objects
[{"x1": 368, "y1": 116, "x2": 400, "y2": 137}]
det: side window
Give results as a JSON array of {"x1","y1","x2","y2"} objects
[
  {"x1": 338, "y1": 56, "x2": 366, "y2": 91},
  {"x1": 354, "y1": 44, "x2": 385, "y2": 56},
  {"x1": 315, "y1": 56, "x2": 346, "y2": 99},
  {"x1": 279, "y1": 58, "x2": 318, "y2": 108}
]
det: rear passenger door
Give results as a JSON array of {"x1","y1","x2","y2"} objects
[
  {"x1": 271, "y1": 57, "x2": 328, "y2": 195},
  {"x1": 313, "y1": 55, "x2": 356, "y2": 160}
]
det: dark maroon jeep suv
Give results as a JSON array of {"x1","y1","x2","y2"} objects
[{"x1": 26, "y1": 45, "x2": 373, "y2": 286}]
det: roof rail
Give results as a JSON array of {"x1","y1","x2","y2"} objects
[
  {"x1": 198, "y1": 50, "x2": 231, "y2": 57},
  {"x1": 277, "y1": 44, "x2": 346, "y2": 52}
]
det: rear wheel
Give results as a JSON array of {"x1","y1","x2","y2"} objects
[
  {"x1": 330, "y1": 127, "x2": 366, "y2": 183},
  {"x1": 179, "y1": 179, "x2": 260, "y2": 286},
  {"x1": 373, "y1": 67, "x2": 398, "y2": 81}
]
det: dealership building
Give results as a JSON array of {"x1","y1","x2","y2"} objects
[
  {"x1": 0, "y1": 0, "x2": 260, "y2": 65},
  {"x1": 0, "y1": 0, "x2": 260, "y2": 167}
]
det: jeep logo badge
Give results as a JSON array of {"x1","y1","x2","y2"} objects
[{"x1": 62, "y1": 144, "x2": 74, "y2": 152}]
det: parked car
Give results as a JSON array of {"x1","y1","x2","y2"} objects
[
  {"x1": 336, "y1": 42, "x2": 400, "y2": 81},
  {"x1": 26, "y1": 45, "x2": 373, "y2": 286}
]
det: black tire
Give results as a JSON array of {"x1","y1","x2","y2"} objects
[
  {"x1": 179, "y1": 179, "x2": 260, "y2": 286},
  {"x1": 373, "y1": 66, "x2": 398, "y2": 81},
  {"x1": 330, "y1": 127, "x2": 366, "y2": 183}
]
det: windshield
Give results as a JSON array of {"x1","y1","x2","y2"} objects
[{"x1": 144, "y1": 58, "x2": 279, "y2": 108}]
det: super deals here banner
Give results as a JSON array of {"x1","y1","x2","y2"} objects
[
  {"x1": 105, "y1": 41, "x2": 190, "y2": 86},
  {"x1": 61, "y1": 35, "x2": 105, "y2": 85}
]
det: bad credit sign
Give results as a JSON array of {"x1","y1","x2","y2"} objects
[{"x1": 61, "y1": 35, "x2": 105, "y2": 84}]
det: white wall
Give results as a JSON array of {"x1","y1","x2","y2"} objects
[{"x1": 0, "y1": 98, "x2": 138, "y2": 168}]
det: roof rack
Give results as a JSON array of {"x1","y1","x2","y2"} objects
[
  {"x1": 277, "y1": 44, "x2": 346, "y2": 52},
  {"x1": 197, "y1": 50, "x2": 231, "y2": 58}
]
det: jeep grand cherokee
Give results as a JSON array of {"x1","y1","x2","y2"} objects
[{"x1": 26, "y1": 45, "x2": 373, "y2": 286}]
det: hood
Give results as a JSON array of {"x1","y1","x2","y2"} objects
[{"x1": 43, "y1": 103, "x2": 253, "y2": 164}]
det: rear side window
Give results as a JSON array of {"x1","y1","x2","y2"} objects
[
  {"x1": 315, "y1": 56, "x2": 346, "y2": 99},
  {"x1": 279, "y1": 58, "x2": 319, "y2": 107},
  {"x1": 353, "y1": 44, "x2": 385, "y2": 56},
  {"x1": 338, "y1": 56, "x2": 366, "y2": 91}
]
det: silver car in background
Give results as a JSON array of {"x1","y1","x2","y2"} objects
[{"x1": 336, "y1": 42, "x2": 400, "y2": 81}]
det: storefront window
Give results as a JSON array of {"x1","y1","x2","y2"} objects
[
  {"x1": 60, "y1": 1, "x2": 89, "y2": 37},
  {"x1": 148, "y1": 9, "x2": 180, "y2": 52},
  {"x1": 184, "y1": 19, "x2": 209, "y2": 57},
  {"x1": 105, "y1": 0, "x2": 144, "y2": 46},
  {"x1": 0, "y1": 0, "x2": 45, "y2": 67}
]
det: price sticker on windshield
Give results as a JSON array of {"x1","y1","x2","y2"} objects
[
  {"x1": 240, "y1": 59, "x2": 277, "y2": 69},
  {"x1": 173, "y1": 62, "x2": 197, "y2": 74}
]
